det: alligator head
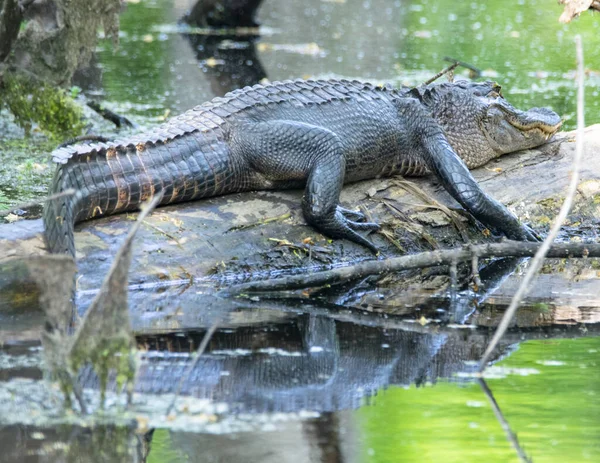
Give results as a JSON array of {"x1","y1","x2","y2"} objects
[{"x1": 415, "y1": 81, "x2": 562, "y2": 168}]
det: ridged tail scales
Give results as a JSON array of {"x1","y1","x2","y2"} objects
[{"x1": 43, "y1": 131, "x2": 240, "y2": 256}]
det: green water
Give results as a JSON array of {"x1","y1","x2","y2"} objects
[
  {"x1": 141, "y1": 337, "x2": 599, "y2": 463},
  {"x1": 358, "y1": 337, "x2": 600, "y2": 462},
  {"x1": 96, "y1": 0, "x2": 600, "y2": 130}
]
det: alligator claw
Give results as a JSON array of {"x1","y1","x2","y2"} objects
[
  {"x1": 523, "y1": 224, "x2": 542, "y2": 242},
  {"x1": 346, "y1": 220, "x2": 381, "y2": 232},
  {"x1": 338, "y1": 206, "x2": 366, "y2": 221},
  {"x1": 506, "y1": 222, "x2": 540, "y2": 242},
  {"x1": 333, "y1": 210, "x2": 380, "y2": 253}
]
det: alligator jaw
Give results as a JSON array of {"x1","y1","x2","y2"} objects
[
  {"x1": 499, "y1": 104, "x2": 563, "y2": 138},
  {"x1": 482, "y1": 100, "x2": 563, "y2": 155}
]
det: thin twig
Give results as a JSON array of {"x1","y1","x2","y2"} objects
[
  {"x1": 226, "y1": 212, "x2": 291, "y2": 232},
  {"x1": 223, "y1": 241, "x2": 599, "y2": 294},
  {"x1": 478, "y1": 36, "x2": 585, "y2": 371},
  {"x1": 142, "y1": 220, "x2": 183, "y2": 248},
  {"x1": 421, "y1": 61, "x2": 460, "y2": 86},
  {"x1": 443, "y1": 56, "x2": 482, "y2": 77},
  {"x1": 478, "y1": 378, "x2": 532, "y2": 463},
  {"x1": 87, "y1": 101, "x2": 137, "y2": 128},
  {"x1": 165, "y1": 320, "x2": 220, "y2": 416}
]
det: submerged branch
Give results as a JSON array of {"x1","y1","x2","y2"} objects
[
  {"x1": 478, "y1": 379, "x2": 533, "y2": 463},
  {"x1": 87, "y1": 101, "x2": 137, "y2": 129},
  {"x1": 224, "y1": 241, "x2": 600, "y2": 294},
  {"x1": 478, "y1": 35, "x2": 586, "y2": 371}
]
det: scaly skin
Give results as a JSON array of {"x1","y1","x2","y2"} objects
[{"x1": 44, "y1": 79, "x2": 562, "y2": 256}]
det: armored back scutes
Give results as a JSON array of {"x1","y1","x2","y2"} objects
[{"x1": 50, "y1": 79, "x2": 402, "y2": 165}]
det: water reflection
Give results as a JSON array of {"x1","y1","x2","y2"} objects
[
  {"x1": 184, "y1": 34, "x2": 267, "y2": 96},
  {"x1": 93, "y1": 0, "x2": 600, "y2": 127},
  {"x1": 2, "y1": 307, "x2": 599, "y2": 461}
]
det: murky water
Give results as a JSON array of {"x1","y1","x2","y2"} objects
[
  {"x1": 93, "y1": 0, "x2": 600, "y2": 129},
  {"x1": 1, "y1": 0, "x2": 599, "y2": 461}
]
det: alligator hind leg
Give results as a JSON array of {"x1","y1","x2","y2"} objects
[{"x1": 231, "y1": 120, "x2": 380, "y2": 252}]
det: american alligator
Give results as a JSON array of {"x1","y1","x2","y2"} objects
[{"x1": 44, "y1": 79, "x2": 561, "y2": 256}]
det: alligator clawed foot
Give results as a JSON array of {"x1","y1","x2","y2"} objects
[
  {"x1": 337, "y1": 206, "x2": 366, "y2": 222},
  {"x1": 524, "y1": 224, "x2": 542, "y2": 242},
  {"x1": 508, "y1": 222, "x2": 540, "y2": 242},
  {"x1": 332, "y1": 210, "x2": 380, "y2": 253}
]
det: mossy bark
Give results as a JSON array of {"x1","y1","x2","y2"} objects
[
  {"x1": 0, "y1": 0, "x2": 121, "y2": 139},
  {"x1": 1, "y1": 72, "x2": 86, "y2": 139}
]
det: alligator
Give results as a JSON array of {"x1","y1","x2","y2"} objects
[{"x1": 44, "y1": 79, "x2": 562, "y2": 257}]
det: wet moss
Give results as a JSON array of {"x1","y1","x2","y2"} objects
[
  {"x1": 70, "y1": 338, "x2": 136, "y2": 407},
  {"x1": 0, "y1": 73, "x2": 85, "y2": 140}
]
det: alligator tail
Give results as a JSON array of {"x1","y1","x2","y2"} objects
[
  {"x1": 43, "y1": 132, "x2": 240, "y2": 256},
  {"x1": 43, "y1": 170, "x2": 83, "y2": 256}
]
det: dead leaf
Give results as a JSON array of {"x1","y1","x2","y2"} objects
[{"x1": 4, "y1": 213, "x2": 22, "y2": 223}]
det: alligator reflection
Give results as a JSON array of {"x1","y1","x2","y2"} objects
[
  {"x1": 182, "y1": 0, "x2": 267, "y2": 97},
  {"x1": 79, "y1": 313, "x2": 510, "y2": 414},
  {"x1": 184, "y1": 33, "x2": 267, "y2": 97},
  {"x1": 79, "y1": 257, "x2": 531, "y2": 413}
]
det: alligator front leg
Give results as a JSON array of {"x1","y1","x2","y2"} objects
[
  {"x1": 423, "y1": 132, "x2": 538, "y2": 241},
  {"x1": 231, "y1": 120, "x2": 380, "y2": 252}
]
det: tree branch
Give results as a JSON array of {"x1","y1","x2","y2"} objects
[{"x1": 223, "y1": 240, "x2": 599, "y2": 294}]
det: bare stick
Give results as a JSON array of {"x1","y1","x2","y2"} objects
[
  {"x1": 421, "y1": 61, "x2": 460, "y2": 86},
  {"x1": 165, "y1": 320, "x2": 220, "y2": 416},
  {"x1": 478, "y1": 35, "x2": 585, "y2": 371},
  {"x1": 87, "y1": 101, "x2": 137, "y2": 129},
  {"x1": 223, "y1": 241, "x2": 599, "y2": 294},
  {"x1": 443, "y1": 56, "x2": 482, "y2": 77},
  {"x1": 478, "y1": 379, "x2": 532, "y2": 463},
  {"x1": 57, "y1": 135, "x2": 110, "y2": 148}
]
